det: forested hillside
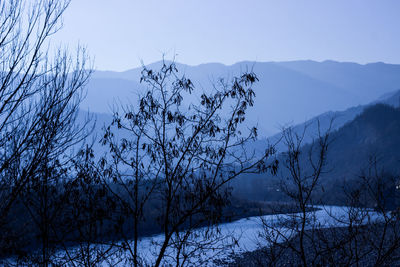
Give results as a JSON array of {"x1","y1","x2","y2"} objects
[{"x1": 231, "y1": 103, "x2": 400, "y2": 204}]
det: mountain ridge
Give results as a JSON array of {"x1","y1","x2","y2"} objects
[
  {"x1": 84, "y1": 60, "x2": 400, "y2": 136},
  {"x1": 93, "y1": 59, "x2": 399, "y2": 74}
]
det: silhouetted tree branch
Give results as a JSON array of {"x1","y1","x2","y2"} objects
[
  {"x1": 98, "y1": 59, "x2": 276, "y2": 266},
  {"x1": 0, "y1": 0, "x2": 92, "y2": 265}
]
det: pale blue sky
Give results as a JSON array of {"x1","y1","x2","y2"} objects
[{"x1": 57, "y1": 0, "x2": 400, "y2": 71}]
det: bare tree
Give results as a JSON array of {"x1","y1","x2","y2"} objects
[
  {"x1": 0, "y1": 0, "x2": 92, "y2": 264},
  {"x1": 252, "y1": 121, "x2": 332, "y2": 267},
  {"x1": 333, "y1": 157, "x2": 400, "y2": 266},
  {"x1": 248, "y1": 125, "x2": 400, "y2": 267},
  {"x1": 99, "y1": 60, "x2": 276, "y2": 266}
]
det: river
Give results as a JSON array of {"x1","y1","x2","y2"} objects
[
  {"x1": 4, "y1": 205, "x2": 383, "y2": 266},
  {"x1": 101, "y1": 205, "x2": 382, "y2": 266}
]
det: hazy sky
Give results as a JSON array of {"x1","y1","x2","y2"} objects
[{"x1": 57, "y1": 0, "x2": 400, "y2": 71}]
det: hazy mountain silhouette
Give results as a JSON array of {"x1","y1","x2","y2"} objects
[
  {"x1": 77, "y1": 62, "x2": 400, "y2": 206},
  {"x1": 277, "y1": 60, "x2": 400, "y2": 103},
  {"x1": 85, "y1": 60, "x2": 400, "y2": 136},
  {"x1": 264, "y1": 89, "x2": 400, "y2": 152}
]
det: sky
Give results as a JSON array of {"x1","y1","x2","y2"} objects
[{"x1": 55, "y1": 0, "x2": 400, "y2": 71}]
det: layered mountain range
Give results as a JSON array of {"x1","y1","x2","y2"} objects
[
  {"x1": 79, "y1": 60, "x2": 400, "y2": 204},
  {"x1": 81, "y1": 60, "x2": 400, "y2": 137}
]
